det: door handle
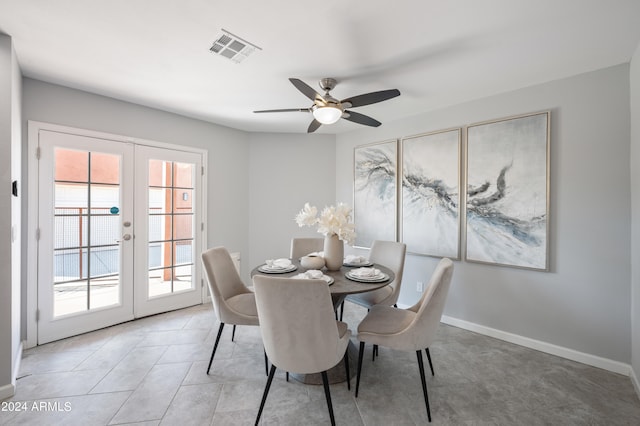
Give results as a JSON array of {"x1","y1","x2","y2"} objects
[{"x1": 116, "y1": 234, "x2": 132, "y2": 243}]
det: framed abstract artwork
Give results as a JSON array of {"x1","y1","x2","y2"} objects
[
  {"x1": 353, "y1": 139, "x2": 398, "y2": 248},
  {"x1": 401, "y1": 128, "x2": 461, "y2": 258},
  {"x1": 465, "y1": 111, "x2": 550, "y2": 270}
]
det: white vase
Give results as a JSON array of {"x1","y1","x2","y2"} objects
[{"x1": 323, "y1": 233, "x2": 344, "y2": 271}]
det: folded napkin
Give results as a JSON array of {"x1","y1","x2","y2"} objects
[
  {"x1": 265, "y1": 258, "x2": 292, "y2": 269},
  {"x1": 350, "y1": 267, "x2": 381, "y2": 278},
  {"x1": 345, "y1": 255, "x2": 368, "y2": 264},
  {"x1": 292, "y1": 270, "x2": 327, "y2": 281}
]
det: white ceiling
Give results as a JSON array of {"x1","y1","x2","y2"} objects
[{"x1": 1, "y1": 0, "x2": 640, "y2": 134}]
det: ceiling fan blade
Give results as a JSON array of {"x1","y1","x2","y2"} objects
[
  {"x1": 341, "y1": 89, "x2": 400, "y2": 108},
  {"x1": 253, "y1": 108, "x2": 310, "y2": 113},
  {"x1": 343, "y1": 110, "x2": 382, "y2": 127},
  {"x1": 290, "y1": 78, "x2": 324, "y2": 102},
  {"x1": 307, "y1": 119, "x2": 322, "y2": 133}
]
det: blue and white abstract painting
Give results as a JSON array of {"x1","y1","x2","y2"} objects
[
  {"x1": 466, "y1": 112, "x2": 549, "y2": 270},
  {"x1": 401, "y1": 129, "x2": 460, "y2": 258},
  {"x1": 354, "y1": 140, "x2": 397, "y2": 248}
]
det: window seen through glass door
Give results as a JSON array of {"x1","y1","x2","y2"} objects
[{"x1": 148, "y1": 160, "x2": 195, "y2": 297}]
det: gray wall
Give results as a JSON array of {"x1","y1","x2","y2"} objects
[
  {"x1": 22, "y1": 78, "x2": 251, "y2": 275},
  {"x1": 0, "y1": 33, "x2": 21, "y2": 397},
  {"x1": 247, "y1": 132, "x2": 335, "y2": 280},
  {"x1": 631, "y1": 43, "x2": 640, "y2": 385},
  {"x1": 12, "y1": 59, "x2": 640, "y2": 385},
  {"x1": 337, "y1": 64, "x2": 632, "y2": 364}
]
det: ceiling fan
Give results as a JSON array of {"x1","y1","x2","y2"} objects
[{"x1": 254, "y1": 78, "x2": 400, "y2": 133}]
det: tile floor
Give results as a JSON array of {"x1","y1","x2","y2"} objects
[{"x1": 2, "y1": 302, "x2": 640, "y2": 425}]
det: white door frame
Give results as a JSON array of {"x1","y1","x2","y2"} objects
[{"x1": 26, "y1": 121, "x2": 208, "y2": 348}]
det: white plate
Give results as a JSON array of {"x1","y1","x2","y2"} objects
[
  {"x1": 343, "y1": 260, "x2": 373, "y2": 267},
  {"x1": 291, "y1": 273, "x2": 334, "y2": 285},
  {"x1": 345, "y1": 271, "x2": 389, "y2": 283},
  {"x1": 258, "y1": 264, "x2": 298, "y2": 274},
  {"x1": 323, "y1": 275, "x2": 335, "y2": 285}
]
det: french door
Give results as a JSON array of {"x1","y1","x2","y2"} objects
[
  {"x1": 133, "y1": 145, "x2": 203, "y2": 318},
  {"x1": 36, "y1": 129, "x2": 204, "y2": 344}
]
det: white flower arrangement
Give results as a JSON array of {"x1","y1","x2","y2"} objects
[{"x1": 295, "y1": 202, "x2": 356, "y2": 245}]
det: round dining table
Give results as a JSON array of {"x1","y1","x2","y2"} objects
[
  {"x1": 250, "y1": 258, "x2": 395, "y2": 384},
  {"x1": 250, "y1": 258, "x2": 394, "y2": 309}
]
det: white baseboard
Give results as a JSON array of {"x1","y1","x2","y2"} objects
[
  {"x1": 0, "y1": 340, "x2": 23, "y2": 401},
  {"x1": 0, "y1": 383, "x2": 15, "y2": 401},
  {"x1": 631, "y1": 367, "x2": 640, "y2": 400},
  {"x1": 441, "y1": 315, "x2": 632, "y2": 376},
  {"x1": 1, "y1": 340, "x2": 24, "y2": 401}
]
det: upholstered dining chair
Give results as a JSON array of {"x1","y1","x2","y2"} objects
[
  {"x1": 252, "y1": 275, "x2": 351, "y2": 426},
  {"x1": 290, "y1": 237, "x2": 324, "y2": 259},
  {"x1": 340, "y1": 240, "x2": 407, "y2": 321},
  {"x1": 201, "y1": 246, "x2": 265, "y2": 375},
  {"x1": 355, "y1": 257, "x2": 454, "y2": 422}
]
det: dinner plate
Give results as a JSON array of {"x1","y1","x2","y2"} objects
[
  {"x1": 322, "y1": 275, "x2": 335, "y2": 285},
  {"x1": 343, "y1": 260, "x2": 374, "y2": 267},
  {"x1": 345, "y1": 271, "x2": 389, "y2": 283},
  {"x1": 258, "y1": 264, "x2": 298, "y2": 274},
  {"x1": 291, "y1": 273, "x2": 335, "y2": 285}
]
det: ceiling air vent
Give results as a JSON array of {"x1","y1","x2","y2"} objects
[{"x1": 209, "y1": 29, "x2": 261, "y2": 64}]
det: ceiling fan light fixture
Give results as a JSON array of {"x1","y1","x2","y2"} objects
[{"x1": 312, "y1": 105, "x2": 342, "y2": 124}]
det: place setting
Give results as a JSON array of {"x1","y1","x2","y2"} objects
[
  {"x1": 345, "y1": 267, "x2": 389, "y2": 283},
  {"x1": 343, "y1": 254, "x2": 373, "y2": 267},
  {"x1": 258, "y1": 258, "x2": 298, "y2": 274},
  {"x1": 290, "y1": 269, "x2": 334, "y2": 285}
]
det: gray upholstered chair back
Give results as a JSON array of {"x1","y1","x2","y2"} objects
[
  {"x1": 252, "y1": 275, "x2": 350, "y2": 374},
  {"x1": 368, "y1": 240, "x2": 407, "y2": 304},
  {"x1": 201, "y1": 246, "x2": 253, "y2": 324},
  {"x1": 400, "y1": 257, "x2": 454, "y2": 351},
  {"x1": 290, "y1": 237, "x2": 324, "y2": 260}
]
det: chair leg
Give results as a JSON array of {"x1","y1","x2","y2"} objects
[
  {"x1": 416, "y1": 350, "x2": 432, "y2": 422},
  {"x1": 264, "y1": 349, "x2": 269, "y2": 376},
  {"x1": 231, "y1": 324, "x2": 236, "y2": 341},
  {"x1": 355, "y1": 341, "x2": 365, "y2": 397},
  {"x1": 207, "y1": 323, "x2": 225, "y2": 374},
  {"x1": 286, "y1": 371, "x2": 289, "y2": 382},
  {"x1": 425, "y1": 348, "x2": 435, "y2": 376},
  {"x1": 344, "y1": 351, "x2": 351, "y2": 390},
  {"x1": 255, "y1": 364, "x2": 277, "y2": 426},
  {"x1": 372, "y1": 344, "x2": 378, "y2": 361},
  {"x1": 339, "y1": 301, "x2": 344, "y2": 321},
  {"x1": 321, "y1": 371, "x2": 336, "y2": 426}
]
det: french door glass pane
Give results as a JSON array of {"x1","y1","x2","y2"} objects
[
  {"x1": 173, "y1": 162, "x2": 193, "y2": 187},
  {"x1": 55, "y1": 182, "x2": 88, "y2": 209},
  {"x1": 147, "y1": 159, "x2": 195, "y2": 298},
  {"x1": 90, "y1": 215, "x2": 120, "y2": 245},
  {"x1": 173, "y1": 215, "x2": 193, "y2": 240},
  {"x1": 149, "y1": 188, "x2": 172, "y2": 214},
  {"x1": 55, "y1": 149, "x2": 87, "y2": 182},
  {"x1": 53, "y1": 148, "x2": 121, "y2": 317},
  {"x1": 90, "y1": 152, "x2": 120, "y2": 184},
  {"x1": 173, "y1": 189, "x2": 193, "y2": 213},
  {"x1": 174, "y1": 240, "x2": 193, "y2": 266},
  {"x1": 55, "y1": 213, "x2": 87, "y2": 248},
  {"x1": 173, "y1": 264, "x2": 193, "y2": 292}
]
